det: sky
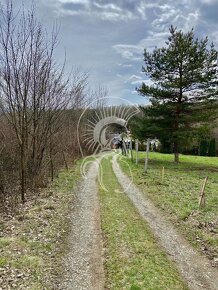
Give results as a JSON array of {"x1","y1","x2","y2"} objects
[{"x1": 15, "y1": 0, "x2": 218, "y2": 105}]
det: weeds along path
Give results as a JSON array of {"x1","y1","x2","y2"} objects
[
  {"x1": 112, "y1": 154, "x2": 218, "y2": 290},
  {"x1": 62, "y1": 158, "x2": 104, "y2": 290}
]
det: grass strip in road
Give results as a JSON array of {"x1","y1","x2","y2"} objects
[
  {"x1": 99, "y1": 156, "x2": 188, "y2": 290},
  {"x1": 119, "y1": 152, "x2": 218, "y2": 264}
]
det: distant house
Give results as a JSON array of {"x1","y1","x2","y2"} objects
[{"x1": 150, "y1": 138, "x2": 160, "y2": 151}]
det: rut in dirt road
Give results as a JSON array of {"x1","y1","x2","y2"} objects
[
  {"x1": 112, "y1": 154, "x2": 218, "y2": 290},
  {"x1": 62, "y1": 159, "x2": 104, "y2": 290}
]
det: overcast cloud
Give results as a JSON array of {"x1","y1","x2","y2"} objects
[{"x1": 17, "y1": 0, "x2": 218, "y2": 104}]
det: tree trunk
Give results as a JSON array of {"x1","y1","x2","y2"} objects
[
  {"x1": 174, "y1": 68, "x2": 183, "y2": 164},
  {"x1": 62, "y1": 149, "x2": 69, "y2": 171},
  {"x1": 20, "y1": 145, "x2": 26, "y2": 203},
  {"x1": 50, "y1": 156, "x2": 54, "y2": 182},
  {"x1": 49, "y1": 130, "x2": 54, "y2": 182}
]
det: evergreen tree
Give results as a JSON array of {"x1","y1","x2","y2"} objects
[
  {"x1": 208, "y1": 138, "x2": 216, "y2": 156},
  {"x1": 137, "y1": 26, "x2": 218, "y2": 162},
  {"x1": 199, "y1": 140, "x2": 208, "y2": 156}
]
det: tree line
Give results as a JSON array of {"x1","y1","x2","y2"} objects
[{"x1": 0, "y1": 1, "x2": 105, "y2": 211}]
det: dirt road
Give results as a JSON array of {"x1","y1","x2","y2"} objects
[
  {"x1": 62, "y1": 153, "x2": 218, "y2": 290},
  {"x1": 112, "y1": 153, "x2": 218, "y2": 290},
  {"x1": 62, "y1": 158, "x2": 104, "y2": 290}
]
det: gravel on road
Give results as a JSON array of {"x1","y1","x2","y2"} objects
[{"x1": 62, "y1": 158, "x2": 104, "y2": 290}]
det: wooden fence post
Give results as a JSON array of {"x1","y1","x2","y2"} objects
[
  {"x1": 198, "y1": 176, "x2": 208, "y2": 209},
  {"x1": 144, "y1": 138, "x2": 150, "y2": 173},
  {"x1": 136, "y1": 139, "x2": 138, "y2": 165},
  {"x1": 130, "y1": 139, "x2": 133, "y2": 162},
  {"x1": 123, "y1": 140, "x2": 127, "y2": 156}
]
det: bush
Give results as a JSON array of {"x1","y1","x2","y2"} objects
[{"x1": 138, "y1": 144, "x2": 146, "y2": 151}]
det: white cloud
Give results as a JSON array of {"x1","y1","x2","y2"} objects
[
  {"x1": 139, "y1": 31, "x2": 169, "y2": 51},
  {"x1": 209, "y1": 31, "x2": 218, "y2": 46},
  {"x1": 38, "y1": 0, "x2": 218, "y2": 104},
  {"x1": 100, "y1": 11, "x2": 134, "y2": 22},
  {"x1": 113, "y1": 44, "x2": 143, "y2": 61},
  {"x1": 130, "y1": 78, "x2": 154, "y2": 86},
  {"x1": 150, "y1": 1, "x2": 200, "y2": 33},
  {"x1": 130, "y1": 80, "x2": 143, "y2": 85},
  {"x1": 93, "y1": 2, "x2": 122, "y2": 12},
  {"x1": 113, "y1": 30, "x2": 169, "y2": 63},
  {"x1": 127, "y1": 75, "x2": 143, "y2": 82},
  {"x1": 200, "y1": 0, "x2": 217, "y2": 3},
  {"x1": 136, "y1": 1, "x2": 146, "y2": 20},
  {"x1": 58, "y1": 0, "x2": 88, "y2": 3},
  {"x1": 140, "y1": 79, "x2": 154, "y2": 87},
  {"x1": 118, "y1": 63, "x2": 133, "y2": 68},
  {"x1": 125, "y1": 74, "x2": 154, "y2": 88},
  {"x1": 47, "y1": 0, "x2": 157, "y2": 22}
]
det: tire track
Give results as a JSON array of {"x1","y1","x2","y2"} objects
[
  {"x1": 62, "y1": 159, "x2": 104, "y2": 290},
  {"x1": 112, "y1": 154, "x2": 218, "y2": 290}
]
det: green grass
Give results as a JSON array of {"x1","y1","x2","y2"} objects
[
  {"x1": 0, "y1": 159, "x2": 84, "y2": 289},
  {"x1": 0, "y1": 257, "x2": 7, "y2": 267},
  {"x1": 119, "y1": 151, "x2": 218, "y2": 260},
  {"x1": 99, "y1": 156, "x2": 188, "y2": 290}
]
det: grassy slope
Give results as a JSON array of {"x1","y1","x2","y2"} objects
[
  {"x1": 0, "y1": 160, "x2": 82, "y2": 289},
  {"x1": 99, "y1": 156, "x2": 188, "y2": 290},
  {"x1": 119, "y1": 152, "x2": 218, "y2": 262}
]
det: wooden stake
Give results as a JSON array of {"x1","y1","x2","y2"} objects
[
  {"x1": 123, "y1": 140, "x2": 127, "y2": 156},
  {"x1": 130, "y1": 139, "x2": 133, "y2": 162},
  {"x1": 198, "y1": 176, "x2": 208, "y2": 209},
  {"x1": 144, "y1": 138, "x2": 150, "y2": 173},
  {"x1": 136, "y1": 139, "x2": 138, "y2": 165}
]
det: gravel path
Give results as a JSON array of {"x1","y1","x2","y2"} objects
[
  {"x1": 62, "y1": 159, "x2": 104, "y2": 290},
  {"x1": 112, "y1": 154, "x2": 218, "y2": 290}
]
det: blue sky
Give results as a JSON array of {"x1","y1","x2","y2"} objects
[{"x1": 17, "y1": 0, "x2": 218, "y2": 104}]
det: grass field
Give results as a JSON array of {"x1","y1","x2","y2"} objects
[
  {"x1": 99, "y1": 156, "x2": 188, "y2": 290},
  {"x1": 119, "y1": 151, "x2": 218, "y2": 264},
  {"x1": 0, "y1": 160, "x2": 82, "y2": 289}
]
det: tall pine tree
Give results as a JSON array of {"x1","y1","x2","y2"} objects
[{"x1": 137, "y1": 26, "x2": 218, "y2": 162}]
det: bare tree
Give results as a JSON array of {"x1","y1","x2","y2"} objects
[{"x1": 0, "y1": 1, "x2": 89, "y2": 202}]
